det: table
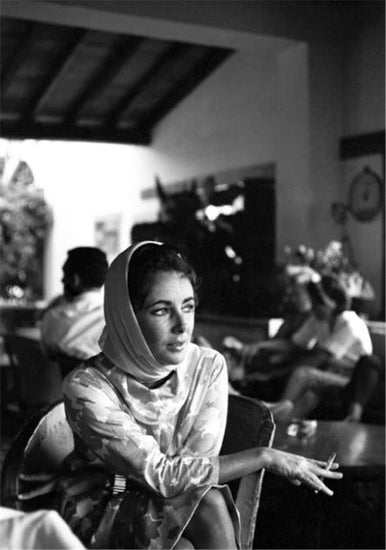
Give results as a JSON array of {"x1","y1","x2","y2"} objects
[
  {"x1": 273, "y1": 420, "x2": 385, "y2": 477},
  {"x1": 254, "y1": 421, "x2": 385, "y2": 549}
]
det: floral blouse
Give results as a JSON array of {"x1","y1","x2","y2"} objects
[{"x1": 62, "y1": 345, "x2": 239, "y2": 548}]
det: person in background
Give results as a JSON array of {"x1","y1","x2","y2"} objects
[
  {"x1": 40, "y1": 247, "x2": 108, "y2": 373},
  {"x1": 223, "y1": 268, "x2": 315, "y2": 388},
  {"x1": 268, "y1": 274, "x2": 381, "y2": 422},
  {"x1": 62, "y1": 241, "x2": 342, "y2": 549}
]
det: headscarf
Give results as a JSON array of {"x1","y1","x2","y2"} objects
[{"x1": 99, "y1": 240, "x2": 187, "y2": 385}]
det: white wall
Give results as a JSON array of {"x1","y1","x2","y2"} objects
[
  {"x1": 276, "y1": 43, "x2": 310, "y2": 251},
  {"x1": 343, "y1": 6, "x2": 385, "y2": 135},
  {"x1": 2, "y1": 139, "x2": 156, "y2": 298},
  {"x1": 152, "y1": 49, "x2": 279, "y2": 181},
  {"x1": 341, "y1": 7, "x2": 385, "y2": 318}
]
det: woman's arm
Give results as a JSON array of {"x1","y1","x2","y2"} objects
[
  {"x1": 241, "y1": 338, "x2": 299, "y2": 366},
  {"x1": 219, "y1": 447, "x2": 342, "y2": 496},
  {"x1": 187, "y1": 351, "x2": 342, "y2": 496}
]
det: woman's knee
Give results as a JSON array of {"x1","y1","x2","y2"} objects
[
  {"x1": 195, "y1": 488, "x2": 229, "y2": 522},
  {"x1": 183, "y1": 488, "x2": 236, "y2": 548}
]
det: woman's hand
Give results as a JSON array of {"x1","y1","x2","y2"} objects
[{"x1": 264, "y1": 448, "x2": 343, "y2": 496}]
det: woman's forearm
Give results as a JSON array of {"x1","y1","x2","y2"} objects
[
  {"x1": 256, "y1": 338, "x2": 297, "y2": 353},
  {"x1": 218, "y1": 446, "x2": 343, "y2": 496},
  {"x1": 218, "y1": 447, "x2": 270, "y2": 483}
]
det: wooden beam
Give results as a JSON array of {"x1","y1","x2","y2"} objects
[
  {"x1": 1, "y1": 22, "x2": 36, "y2": 91},
  {"x1": 64, "y1": 35, "x2": 143, "y2": 124},
  {"x1": 105, "y1": 42, "x2": 190, "y2": 127},
  {"x1": 140, "y1": 47, "x2": 233, "y2": 133},
  {"x1": 21, "y1": 28, "x2": 87, "y2": 121},
  {"x1": 0, "y1": 120, "x2": 151, "y2": 145},
  {"x1": 29, "y1": 30, "x2": 91, "y2": 116},
  {"x1": 340, "y1": 131, "x2": 385, "y2": 159}
]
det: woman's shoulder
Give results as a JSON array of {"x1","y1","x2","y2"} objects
[
  {"x1": 189, "y1": 342, "x2": 225, "y2": 362},
  {"x1": 335, "y1": 311, "x2": 370, "y2": 336},
  {"x1": 187, "y1": 344, "x2": 227, "y2": 379},
  {"x1": 337, "y1": 310, "x2": 367, "y2": 326},
  {"x1": 63, "y1": 355, "x2": 115, "y2": 395}
]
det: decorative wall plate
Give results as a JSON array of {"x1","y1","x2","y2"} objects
[{"x1": 348, "y1": 166, "x2": 383, "y2": 222}]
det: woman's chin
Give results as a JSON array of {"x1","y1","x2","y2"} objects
[{"x1": 158, "y1": 348, "x2": 188, "y2": 365}]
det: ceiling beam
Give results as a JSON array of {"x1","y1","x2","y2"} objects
[
  {"x1": 21, "y1": 28, "x2": 87, "y2": 121},
  {"x1": 29, "y1": 30, "x2": 92, "y2": 116},
  {"x1": 64, "y1": 35, "x2": 143, "y2": 124},
  {"x1": 105, "y1": 41, "x2": 190, "y2": 127},
  {"x1": 1, "y1": 22, "x2": 36, "y2": 91},
  {"x1": 1, "y1": 0, "x2": 294, "y2": 52},
  {"x1": 0, "y1": 120, "x2": 151, "y2": 145},
  {"x1": 141, "y1": 47, "x2": 233, "y2": 133},
  {"x1": 340, "y1": 131, "x2": 386, "y2": 159}
]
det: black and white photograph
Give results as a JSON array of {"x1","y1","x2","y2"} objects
[{"x1": 0, "y1": 1, "x2": 384, "y2": 549}]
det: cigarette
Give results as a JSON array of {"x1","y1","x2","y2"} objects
[
  {"x1": 314, "y1": 452, "x2": 336, "y2": 493},
  {"x1": 325, "y1": 452, "x2": 336, "y2": 471}
]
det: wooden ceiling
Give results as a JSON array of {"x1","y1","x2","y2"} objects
[{"x1": 0, "y1": 16, "x2": 233, "y2": 145}]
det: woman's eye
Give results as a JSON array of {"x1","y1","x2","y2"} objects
[
  {"x1": 183, "y1": 303, "x2": 195, "y2": 313},
  {"x1": 152, "y1": 308, "x2": 168, "y2": 316}
]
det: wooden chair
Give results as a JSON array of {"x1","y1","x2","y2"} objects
[
  {"x1": 1, "y1": 334, "x2": 63, "y2": 414},
  {"x1": 1, "y1": 395, "x2": 275, "y2": 549}
]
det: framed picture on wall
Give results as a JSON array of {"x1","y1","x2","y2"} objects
[{"x1": 94, "y1": 214, "x2": 121, "y2": 263}]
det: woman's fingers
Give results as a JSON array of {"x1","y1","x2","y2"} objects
[
  {"x1": 317, "y1": 466, "x2": 343, "y2": 479},
  {"x1": 268, "y1": 449, "x2": 343, "y2": 496},
  {"x1": 300, "y1": 457, "x2": 342, "y2": 473}
]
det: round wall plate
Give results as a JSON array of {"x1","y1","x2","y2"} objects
[{"x1": 348, "y1": 166, "x2": 383, "y2": 222}]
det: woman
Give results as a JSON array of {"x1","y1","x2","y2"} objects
[
  {"x1": 269, "y1": 274, "x2": 378, "y2": 422},
  {"x1": 63, "y1": 241, "x2": 342, "y2": 549}
]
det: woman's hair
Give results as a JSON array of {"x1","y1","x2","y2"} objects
[
  {"x1": 308, "y1": 273, "x2": 351, "y2": 314},
  {"x1": 128, "y1": 243, "x2": 199, "y2": 311}
]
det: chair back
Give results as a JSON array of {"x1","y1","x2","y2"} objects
[
  {"x1": 2, "y1": 334, "x2": 63, "y2": 410},
  {"x1": 1, "y1": 401, "x2": 74, "y2": 511},
  {"x1": 221, "y1": 394, "x2": 275, "y2": 549}
]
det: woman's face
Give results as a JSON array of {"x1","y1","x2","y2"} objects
[{"x1": 135, "y1": 270, "x2": 195, "y2": 365}]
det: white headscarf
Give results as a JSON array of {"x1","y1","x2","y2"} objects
[{"x1": 100, "y1": 240, "x2": 187, "y2": 385}]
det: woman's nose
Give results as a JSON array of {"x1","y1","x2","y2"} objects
[{"x1": 172, "y1": 311, "x2": 187, "y2": 333}]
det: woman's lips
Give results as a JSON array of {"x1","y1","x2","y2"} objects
[{"x1": 167, "y1": 342, "x2": 186, "y2": 352}]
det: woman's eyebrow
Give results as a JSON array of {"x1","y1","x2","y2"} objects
[{"x1": 148, "y1": 296, "x2": 195, "y2": 307}]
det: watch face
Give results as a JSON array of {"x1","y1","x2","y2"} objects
[{"x1": 349, "y1": 167, "x2": 383, "y2": 222}]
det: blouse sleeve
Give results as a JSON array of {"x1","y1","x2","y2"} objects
[
  {"x1": 63, "y1": 367, "x2": 220, "y2": 499},
  {"x1": 178, "y1": 352, "x2": 229, "y2": 457}
]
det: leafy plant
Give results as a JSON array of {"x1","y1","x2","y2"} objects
[
  {"x1": 0, "y1": 160, "x2": 51, "y2": 300},
  {"x1": 283, "y1": 241, "x2": 375, "y2": 300}
]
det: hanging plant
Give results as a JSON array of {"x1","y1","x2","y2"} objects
[{"x1": 0, "y1": 159, "x2": 51, "y2": 301}]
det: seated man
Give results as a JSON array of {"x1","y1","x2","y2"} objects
[
  {"x1": 269, "y1": 274, "x2": 380, "y2": 422},
  {"x1": 41, "y1": 247, "x2": 108, "y2": 373}
]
